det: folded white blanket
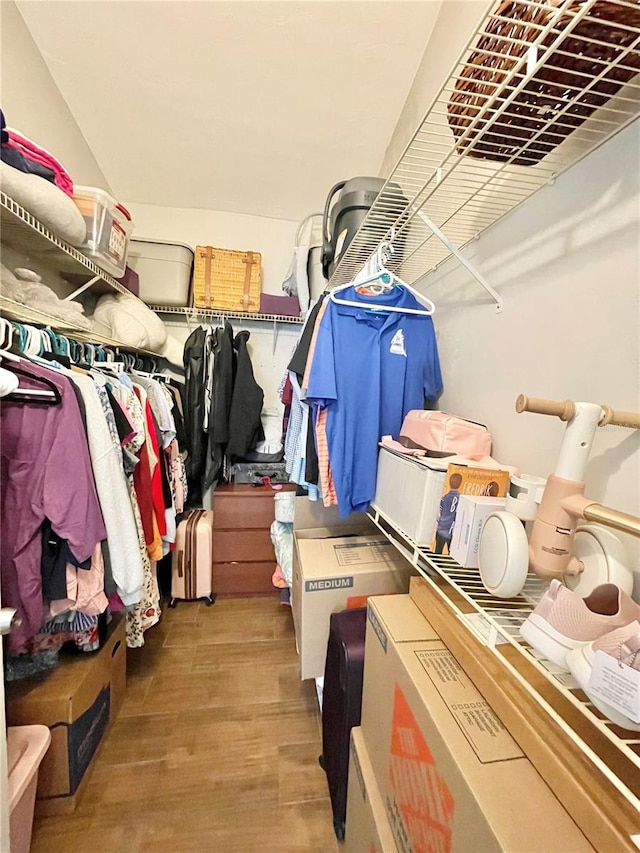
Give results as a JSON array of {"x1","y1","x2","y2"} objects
[{"x1": 0, "y1": 161, "x2": 86, "y2": 246}]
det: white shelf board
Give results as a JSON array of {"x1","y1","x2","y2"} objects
[
  {"x1": 0, "y1": 295, "x2": 165, "y2": 359},
  {"x1": 147, "y1": 305, "x2": 304, "y2": 325},
  {"x1": 0, "y1": 192, "x2": 132, "y2": 297}
]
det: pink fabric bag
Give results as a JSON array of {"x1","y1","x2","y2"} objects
[{"x1": 382, "y1": 410, "x2": 492, "y2": 461}]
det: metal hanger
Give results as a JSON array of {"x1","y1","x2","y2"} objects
[{"x1": 329, "y1": 243, "x2": 435, "y2": 317}]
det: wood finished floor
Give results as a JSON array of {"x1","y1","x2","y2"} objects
[{"x1": 30, "y1": 597, "x2": 340, "y2": 853}]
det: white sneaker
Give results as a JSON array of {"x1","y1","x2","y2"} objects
[
  {"x1": 519, "y1": 580, "x2": 640, "y2": 671},
  {"x1": 566, "y1": 621, "x2": 640, "y2": 731}
]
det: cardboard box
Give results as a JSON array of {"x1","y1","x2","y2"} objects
[
  {"x1": 409, "y1": 576, "x2": 640, "y2": 852},
  {"x1": 293, "y1": 494, "x2": 370, "y2": 533},
  {"x1": 345, "y1": 727, "x2": 397, "y2": 853},
  {"x1": 449, "y1": 495, "x2": 506, "y2": 568},
  {"x1": 371, "y1": 447, "x2": 447, "y2": 545},
  {"x1": 361, "y1": 595, "x2": 594, "y2": 853},
  {"x1": 292, "y1": 527, "x2": 417, "y2": 680},
  {"x1": 6, "y1": 615, "x2": 126, "y2": 816}
]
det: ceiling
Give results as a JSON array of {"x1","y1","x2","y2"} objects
[{"x1": 17, "y1": 1, "x2": 442, "y2": 221}]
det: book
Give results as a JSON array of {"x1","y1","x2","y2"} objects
[{"x1": 429, "y1": 463, "x2": 510, "y2": 555}]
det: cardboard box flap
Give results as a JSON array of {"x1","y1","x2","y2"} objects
[
  {"x1": 294, "y1": 525, "x2": 372, "y2": 542},
  {"x1": 297, "y1": 536, "x2": 410, "y2": 579},
  {"x1": 293, "y1": 496, "x2": 369, "y2": 532},
  {"x1": 368, "y1": 594, "x2": 439, "y2": 646}
]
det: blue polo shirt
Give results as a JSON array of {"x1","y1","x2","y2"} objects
[{"x1": 306, "y1": 286, "x2": 442, "y2": 516}]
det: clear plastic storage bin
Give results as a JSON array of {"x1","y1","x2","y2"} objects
[{"x1": 73, "y1": 186, "x2": 134, "y2": 278}]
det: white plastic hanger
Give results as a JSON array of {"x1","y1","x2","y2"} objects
[
  {"x1": 0, "y1": 348, "x2": 59, "y2": 402},
  {"x1": 329, "y1": 243, "x2": 435, "y2": 317}
]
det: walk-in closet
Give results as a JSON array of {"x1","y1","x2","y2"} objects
[{"x1": 2, "y1": 1, "x2": 640, "y2": 851}]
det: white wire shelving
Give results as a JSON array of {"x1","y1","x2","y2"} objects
[
  {"x1": 367, "y1": 503, "x2": 640, "y2": 832},
  {"x1": 0, "y1": 192, "x2": 133, "y2": 298},
  {"x1": 330, "y1": 0, "x2": 640, "y2": 298},
  {"x1": 147, "y1": 305, "x2": 304, "y2": 325},
  {"x1": 0, "y1": 295, "x2": 164, "y2": 359}
]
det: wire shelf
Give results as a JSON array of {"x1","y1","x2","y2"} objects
[
  {"x1": 0, "y1": 295, "x2": 165, "y2": 358},
  {"x1": 330, "y1": 0, "x2": 640, "y2": 290},
  {"x1": 0, "y1": 193, "x2": 132, "y2": 297},
  {"x1": 367, "y1": 504, "x2": 640, "y2": 819},
  {"x1": 147, "y1": 305, "x2": 304, "y2": 325}
]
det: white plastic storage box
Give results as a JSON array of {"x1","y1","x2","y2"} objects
[
  {"x1": 371, "y1": 447, "x2": 447, "y2": 546},
  {"x1": 127, "y1": 238, "x2": 194, "y2": 306},
  {"x1": 274, "y1": 492, "x2": 295, "y2": 524},
  {"x1": 72, "y1": 186, "x2": 134, "y2": 278}
]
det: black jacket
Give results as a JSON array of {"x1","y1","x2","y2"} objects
[
  {"x1": 204, "y1": 322, "x2": 236, "y2": 489},
  {"x1": 226, "y1": 330, "x2": 264, "y2": 461},
  {"x1": 183, "y1": 326, "x2": 207, "y2": 503}
]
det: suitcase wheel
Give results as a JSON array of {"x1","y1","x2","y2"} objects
[
  {"x1": 203, "y1": 595, "x2": 216, "y2": 607},
  {"x1": 169, "y1": 598, "x2": 177, "y2": 608},
  {"x1": 333, "y1": 819, "x2": 345, "y2": 842}
]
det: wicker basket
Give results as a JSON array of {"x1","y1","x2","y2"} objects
[
  {"x1": 448, "y1": 0, "x2": 640, "y2": 166},
  {"x1": 193, "y1": 246, "x2": 262, "y2": 312}
]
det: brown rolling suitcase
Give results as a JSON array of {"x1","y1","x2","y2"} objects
[{"x1": 170, "y1": 510, "x2": 215, "y2": 607}]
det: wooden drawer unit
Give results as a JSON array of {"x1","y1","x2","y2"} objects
[
  {"x1": 213, "y1": 486, "x2": 278, "y2": 530},
  {"x1": 212, "y1": 562, "x2": 276, "y2": 596},
  {"x1": 214, "y1": 530, "x2": 275, "y2": 563},
  {"x1": 212, "y1": 483, "x2": 295, "y2": 597}
]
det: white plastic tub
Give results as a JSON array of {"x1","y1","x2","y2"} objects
[
  {"x1": 274, "y1": 491, "x2": 295, "y2": 523},
  {"x1": 7, "y1": 725, "x2": 51, "y2": 853},
  {"x1": 73, "y1": 185, "x2": 134, "y2": 278},
  {"x1": 127, "y1": 237, "x2": 194, "y2": 306},
  {"x1": 371, "y1": 448, "x2": 447, "y2": 546}
]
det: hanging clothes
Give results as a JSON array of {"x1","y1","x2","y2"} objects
[
  {"x1": 204, "y1": 322, "x2": 235, "y2": 491},
  {"x1": 226, "y1": 330, "x2": 264, "y2": 461},
  {"x1": 183, "y1": 326, "x2": 208, "y2": 503},
  {"x1": 66, "y1": 371, "x2": 145, "y2": 605},
  {"x1": 306, "y1": 285, "x2": 443, "y2": 516},
  {"x1": 0, "y1": 362, "x2": 106, "y2": 653}
]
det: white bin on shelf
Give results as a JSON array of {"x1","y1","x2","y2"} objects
[
  {"x1": 127, "y1": 238, "x2": 194, "y2": 306},
  {"x1": 371, "y1": 447, "x2": 447, "y2": 546},
  {"x1": 7, "y1": 725, "x2": 51, "y2": 853}
]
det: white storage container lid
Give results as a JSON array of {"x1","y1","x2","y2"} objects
[
  {"x1": 129, "y1": 237, "x2": 194, "y2": 260},
  {"x1": 73, "y1": 185, "x2": 132, "y2": 220}
]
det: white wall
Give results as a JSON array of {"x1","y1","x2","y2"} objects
[
  {"x1": 379, "y1": 0, "x2": 492, "y2": 177},
  {"x1": 125, "y1": 201, "x2": 302, "y2": 410},
  {"x1": 417, "y1": 120, "x2": 640, "y2": 569},
  {"x1": 0, "y1": 1, "x2": 110, "y2": 189}
]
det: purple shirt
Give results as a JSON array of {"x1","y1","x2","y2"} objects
[{"x1": 1, "y1": 362, "x2": 106, "y2": 652}]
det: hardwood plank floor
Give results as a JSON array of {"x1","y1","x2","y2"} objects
[{"x1": 30, "y1": 597, "x2": 339, "y2": 853}]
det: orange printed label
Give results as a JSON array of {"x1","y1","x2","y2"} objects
[
  {"x1": 388, "y1": 684, "x2": 454, "y2": 853},
  {"x1": 347, "y1": 592, "x2": 397, "y2": 610}
]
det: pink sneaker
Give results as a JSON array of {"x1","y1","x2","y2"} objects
[
  {"x1": 567, "y1": 622, "x2": 640, "y2": 730},
  {"x1": 520, "y1": 580, "x2": 640, "y2": 671}
]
